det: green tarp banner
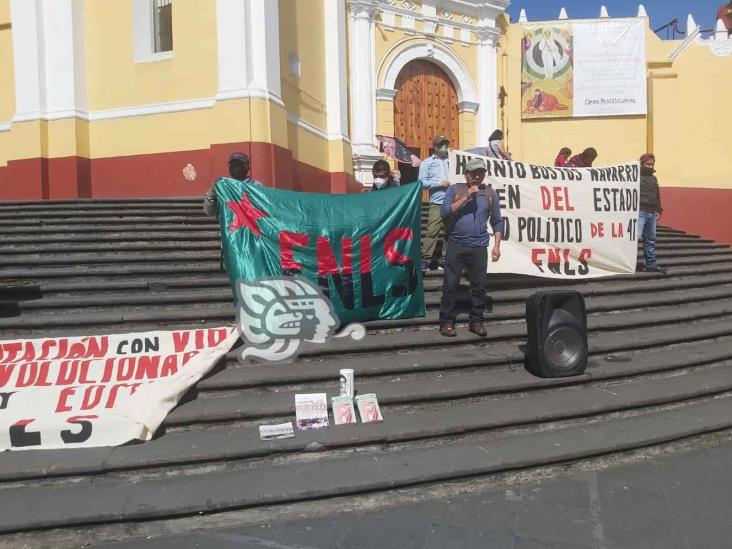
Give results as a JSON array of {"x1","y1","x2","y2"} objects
[{"x1": 215, "y1": 179, "x2": 425, "y2": 325}]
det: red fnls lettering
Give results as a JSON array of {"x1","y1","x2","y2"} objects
[
  {"x1": 579, "y1": 249, "x2": 592, "y2": 263},
  {"x1": 195, "y1": 329, "x2": 204, "y2": 350},
  {"x1": 134, "y1": 356, "x2": 160, "y2": 380},
  {"x1": 35, "y1": 362, "x2": 52, "y2": 387},
  {"x1": 316, "y1": 237, "x2": 353, "y2": 276},
  {"x1": 16, "y1": 363, "x2": 38, "y2": 388},
  {"x1": 55, "y1": 361, "x2": 79, "y2": 385},
  {"x1": 540, "y1": 186, "x2": 574, "y2": 211},
  {"x1": 81, "y1": 385, "x2": 104, "y2": 410},
  {"x1": 532, "y1": 248, "x2": 545, "y2": 265},
  {"x1": 160, "y1": 355, "x2": 179, "y2": 377},
  {"x1": 360, "y1": 236, "x2": 373, "y2": 274},
  {"x1": 172, "y1": 331, "x2": 190, "y2": 353},
  {"x1": 279, "y1": 231, "x2": 309, "y2": 272},
  {"x1": 384, "y1": 228, "x2": 413, "y2": 265},
  {"x1": 78, "y1": 361, "x2": 95, "y2": 384},
  {"x1": 56, "y1": 387, "x2": 77, "y2": 413},
  {"x1": 207, "y1": 328, "x2": 229, "y2": 348},
  {"x1": 0, "y1": 343, "x2": 21, "y2": 363},
  {"x1": 182, "y1": 351, "x2": 198, "y2": 367},
  {"x1": 0, "y1": 364, "x2": 15, "y2": 389}
]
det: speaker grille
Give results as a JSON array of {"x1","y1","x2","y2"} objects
[{"x1": 542, "y1": 325, "x2": 585, "y2": 371}]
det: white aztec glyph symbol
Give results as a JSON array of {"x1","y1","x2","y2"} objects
[{"x1": 235, "y1": 277, "x2": 366, "y2": 362}]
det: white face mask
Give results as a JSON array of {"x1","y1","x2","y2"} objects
[
  {"x1": 436, "y1": 144, "x2": 449, "y2": 157},
  {"x1": 373, "y1": 177, "x2": 387, "y2": 188}
]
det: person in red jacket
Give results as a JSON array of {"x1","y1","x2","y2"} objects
[
  {"x1": 568, "y1": 148, "x2": 598, "y2": 168},
  {"x1": 554, "y1": 147, "x2": 572, "y2": 167}
]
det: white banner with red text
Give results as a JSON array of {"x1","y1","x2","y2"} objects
[
  {"x1": 0, "y1": 327, "x2": 238, "y2": 451},
  {"x1": 449, "y1": 150, "x2": 640, "y2": 279}
]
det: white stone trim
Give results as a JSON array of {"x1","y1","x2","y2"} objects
[
  {"x1": 286, "y1": 113, "x2": 349, "y2": 143},
  {"x1": 89, "y1": 97, "x2": 215, "y2": 122},
  {"x1": 133, "y1": 0, "x2": 173, "y2": 63},
  {"x1": 9, "y1": 0, "x2": 89, "y2": 123},
  {"x1": 376, "y1": 87, "x2": 399, "y2": 101},
  {"x1": 380, "y1": 40, "x2": 477, "y2": 104},
  {"x1": 0, "y1": 121, "x2": 11, "y2": 132},
  {"x1": 324, "y1": 0, "x2": 350, "y2": 142},
  {"x1": 215, "y1": 0, "x2": 284, "y2": 107},
  {"x1": 457, "y1": 101, "x2": 479, "y2": 113}
]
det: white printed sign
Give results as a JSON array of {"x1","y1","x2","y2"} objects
[
  {"x1": 449, "y1": 150, "x2": 640, "y2": 279},
  {"x1": 0, "y1": 327, "x2": 238, "y2": 451},
  {"x1": 521, "y1": 18, "x2": 647, "y2": 118}
]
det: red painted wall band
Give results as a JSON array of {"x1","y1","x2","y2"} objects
[{"x1": 0, "y1": 142, "x2": 361, "y2": 200}]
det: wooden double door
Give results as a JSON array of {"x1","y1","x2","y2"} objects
[{"x1": 394, "y1": 59, "x2": 459, "y2": 183}]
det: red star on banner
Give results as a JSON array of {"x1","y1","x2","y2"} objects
[{"x1": 226, "y1": 192, "x2": 269, "y2": 236}]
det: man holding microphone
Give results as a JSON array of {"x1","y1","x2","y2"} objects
[{"x1": 438, "y1": 158, "x2": 503, "y2": 338}]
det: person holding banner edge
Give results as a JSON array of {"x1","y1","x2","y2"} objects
[
  {"x1": 438, "y1": 158, "x2": 503, "y2": 338},
  {"x1": 419, "y1": 135, "x2": 452, "y2": 272}
]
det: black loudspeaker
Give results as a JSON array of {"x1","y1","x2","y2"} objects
[{"x1": 525, "y1": 291, "x2": 588, "y2": 378}]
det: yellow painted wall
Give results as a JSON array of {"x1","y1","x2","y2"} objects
[
  {"x1": 0, "y1": 0, "x2": 14, "y2": 123},
  {"x1": 85, "y1": 0, "x2": 218, "y2": 110},
  {"x1": 499, "y1": 19, "x2": 732, "y2": 192},
  {"x1": 279, "y1": 0, "x2": 327, "y2": 131},
  {"x1": 652, "y1": 43, "x2": 732, "y2": 189}
]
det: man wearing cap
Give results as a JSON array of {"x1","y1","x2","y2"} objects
[
  {"x1": 203, "y1": 152, "x2": 262, "y2": 217},
  {"x1": 418, "y1": 135, "x2": 452, "y2": 272},
  {"x1": 438, "y1": 158, "x2": 503, "y2": 338}
]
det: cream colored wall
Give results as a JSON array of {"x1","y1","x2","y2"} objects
[
  {"x1": 279, "y1": 0, "x2": 327, "y2": 131},
  {"x1": 85, "y1": 0, "x2": 218, "y2": 110},
  {"x1": 500, "y1": 20, "x2": 650, "y2": 166},
  {"x1": 652, "y1": 43, "x2": 732, "y2": 189},
  {"x1": 499, "y1": 19, "x2": 732, "y2": 192},
  {"x1": 0, "y1": 0, "x2": 14, "y2": 122}
]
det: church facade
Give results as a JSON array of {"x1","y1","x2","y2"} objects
[{"x1": 1, "y1": 1, "x2": 731, "y2": 243}]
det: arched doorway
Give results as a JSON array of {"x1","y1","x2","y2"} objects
[{"x1": 394, "y1": 60, "x2": 459, "y2": 183}]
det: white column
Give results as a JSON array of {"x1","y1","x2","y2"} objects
[
  {"x1": 348, "y1": 0, "x2": 381, "y2": 184},
  {"x1": 216, "y1": 0, "x2": 283, "y2": 105},
  {"x1": 476, "y1": 30, "x2": 499, "y2": 146},
  {"x1": 324, "y1": 0, "x2": 349, "y2": 142},
  {"x1": 10, "y1": 0, "x2": 87, "y2": 122}
]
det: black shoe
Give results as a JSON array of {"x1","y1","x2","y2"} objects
[
  {"x1": 644, "y1": 266, "x2": 667, "y2": 274},
  {"x1": 439, "y1": 323, "x2": 457, "y2": 337},
  {"x1": 468, "y1": 322, "x2": 487, "y2": 337}
]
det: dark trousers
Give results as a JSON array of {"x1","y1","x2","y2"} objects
[{"x1": 439, "y1": 241, "x2": 488, "y2": 323}]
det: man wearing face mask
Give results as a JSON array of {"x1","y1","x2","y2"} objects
[
  {"x1": 370, "y1": 160, "x2": 401, "y2": 191},
  {"x1": 418, "y1": 136, "x2": 452, "y2": 272},
  {"x1": 203, "y1": 152, "x2": 262, "y2": 217},
  {"x1": 638, "y1": 153, "x2": 666, "y2": 274},
  {"x1": 438, "y1": 158, "x2": 503, "y2": 338}
]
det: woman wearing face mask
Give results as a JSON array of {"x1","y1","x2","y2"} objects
[
  {"x1": 637, "y1": 153, "x2": 666, "y2": 274},
  {"x1": 370, "y1": 160, "x2": 400, "y2": 191}
]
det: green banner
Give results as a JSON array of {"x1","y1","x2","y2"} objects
[{"x1": 215, "y1": 179, "x2": 425, "y2": 325}]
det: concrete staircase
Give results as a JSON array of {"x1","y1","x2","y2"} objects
[{"x1": 1, "y1": 197, "x2": 732, "y2": 538}]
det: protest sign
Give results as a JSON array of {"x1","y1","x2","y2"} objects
[
  {"x1": 449, "y1": 150, "x2": 640, "y2": 278},
  {"x1": 0, "y1": 327, "x2": 238, "y2": 451},
  {"x1": 215, "y1": 179, "x2": 425, "y2": 325}
]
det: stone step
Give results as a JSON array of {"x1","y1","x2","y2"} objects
[{"x1": 0, "y1": 390, "x2": 729, "y2": 534}]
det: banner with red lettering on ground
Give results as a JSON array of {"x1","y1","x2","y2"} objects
[
  {"x1": 0, "y1": 327, "x2": 238, "y2": 451},
  {"x1": 449, "y1": 150, "x2": 640, "y2": 278}
]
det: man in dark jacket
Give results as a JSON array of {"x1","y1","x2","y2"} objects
[
  {"x1": 203, "y1": 152, "x2": 262, "y2": 217},
  {"x1": 438, "y1": 158, "x2": 503, "y2": 338},
  {"x1": 638, "y1": 153, "x2": 666, "y2": 274}
]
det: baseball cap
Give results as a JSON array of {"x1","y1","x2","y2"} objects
[
  {"x1": 228, "y1": 152, "x2": 250, "y2": 164},
  {"x1": 432, "y1": 135, "x2": 450, "y2": 146},
  {"x1": 465, "y1": 158, "x2": 487, "y2": 172}
]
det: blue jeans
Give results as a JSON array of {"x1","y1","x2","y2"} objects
[{"x1": 638, "y1": 210, "x2": 658, "y2": 268}]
